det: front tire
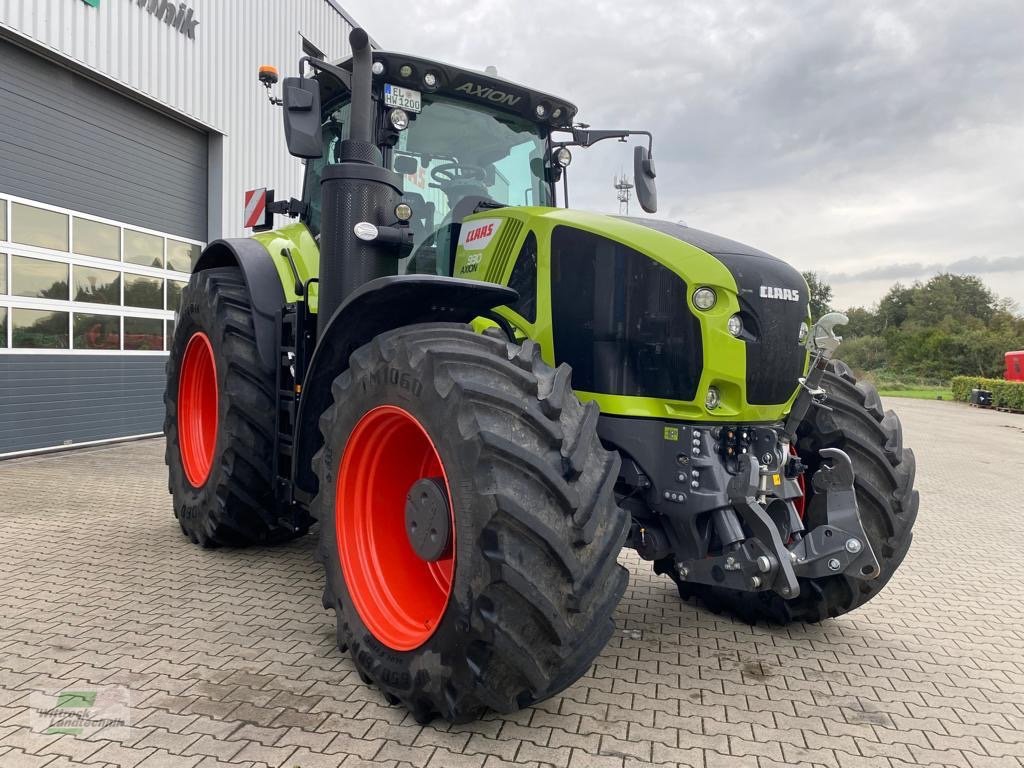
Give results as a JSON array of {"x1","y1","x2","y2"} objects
[
  {"x1": 164, "y1": 267, "x2": 301, "y2": 547},
  {"x1": 666, "y1": 359, "x2": 919, "y2": 623},
  {"x1": 313, "y1": 324, "x2": 629, "y2": 721}
]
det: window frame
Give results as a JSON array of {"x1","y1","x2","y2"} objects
[{"x1": 0, "y1": 194, "x2": 202, "y2": 355}]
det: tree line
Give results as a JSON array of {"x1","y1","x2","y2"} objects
[{"x1": 801, "y1": 271, "x2": 1024, "y2": 382}]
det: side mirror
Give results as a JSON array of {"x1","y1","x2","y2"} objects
[
  {"x1": 634, "y1": 146, "x2": 658, "y2": 213},
  {"x1": 281, "y1": 77, "x2": 323, "y2": 159}
]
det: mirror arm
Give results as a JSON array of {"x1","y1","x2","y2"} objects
[
  {"x1": 567, "y1": 128, "x2": 653, "y2": 152},
  {"x1": 299, "y1": 56, "x2": 353, "y2": 92}
]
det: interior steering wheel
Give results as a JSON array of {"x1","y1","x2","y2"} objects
[{"x1": 431, "y1": 161, "x2": 489, "y2": 185}]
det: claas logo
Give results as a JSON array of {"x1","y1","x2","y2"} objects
[{"x1": 464, "y1": 223, "x2": 494, "y2": 243}]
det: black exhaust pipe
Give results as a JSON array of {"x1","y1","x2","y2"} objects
[{"x1": 317, "y1": 28, "x2": 403, "y2": 337}]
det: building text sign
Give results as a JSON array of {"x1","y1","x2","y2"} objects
[{"x1": 133, "y1": 0, "x2": 199, "y2": 39}]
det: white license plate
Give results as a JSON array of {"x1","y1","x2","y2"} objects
[{"x1": 384, "y1": 84, "x2": 422, "y2": 113}]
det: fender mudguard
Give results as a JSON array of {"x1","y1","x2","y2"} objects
[
  {"x1": 293, "y1": 274, "x2": 517, "y2": 495},
  {"x1": 192, "y1": 238, "x2": 286, "y2": 371}
]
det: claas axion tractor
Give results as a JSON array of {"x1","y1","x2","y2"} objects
[{"x1": 166, "y1": 29, "x2": 919, "y2": 721}]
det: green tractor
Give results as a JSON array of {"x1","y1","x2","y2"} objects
[{"x1": 165, "y1": 29, "x2": 918, "y2": 721}]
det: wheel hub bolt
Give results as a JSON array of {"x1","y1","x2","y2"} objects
[
  {"x1": 404, "y1": 477, "x2": 451, "y2": 562},
  {"x1": 750, "y1": 576, "x2": 762, "y2": 588},
  {"x1": 845, "y1": 538, "x2": 862, "y2": 554},
  {"x1": 756, "y1": 555, "x2": 772, "y2": 573},
  {"x1": 827, "y1": 558, "x2": 841, "y2": 571}
]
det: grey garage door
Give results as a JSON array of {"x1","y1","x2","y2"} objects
[
  {"x1": 0, "y1": 36, "x2": 208, "y2": 455},
  {"x1": 0, "y1": 36, "x2": 208, "y2": 241}
]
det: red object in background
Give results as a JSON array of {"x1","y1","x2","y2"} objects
[{"x1": 1006, "y1": 351, "x2": 1024, "y2": 381}]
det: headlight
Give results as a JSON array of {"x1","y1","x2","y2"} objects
[
  {"x1": 693, "y1": 287, "x2": 717, "y2": 310},
  {"x1": 535, "y1": 103, "x2": 548, "y2": 118},
  {"x1": 727, "y1": 314, "x2": 743, "y2": 337},
  {"x1": 394, "y1": 203, "x2": 413, "y2": 221},
  {"x1": 399, "y1": 64, "x2": 413, "y2": 78},
  {"x1": 553, "y1": 147, "x2": 572, "y2": 167},
  {"x1": 798, "y1": 322, "x2": 809, "y2": 343},
  {"x1": 371, "y1": 61, "x2": 385, "y2": 76},
  {"x1": 423, "y1": 71, "x2": 438, "y2": 89},
  {"x1": 705, "y1": 387, "x2": 721, "y2": 410},
  {"x1": 388, "y1": 108, "x2": 409, "y2": 131}
]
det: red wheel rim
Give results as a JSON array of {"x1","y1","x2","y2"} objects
[
  {"x1": 336, "y1": 405, "x2": 455, "y2": 651},
  {"x1": 178, "y1": 332, "x2": 218, "y2": 487}
]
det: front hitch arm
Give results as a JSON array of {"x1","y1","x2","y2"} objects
[
  {"x1": 790, "y1": 448, "x2": 881, "y2": 581},
  {"x1": 726, "y1": 456, "x2": 801, "y2": 598}
]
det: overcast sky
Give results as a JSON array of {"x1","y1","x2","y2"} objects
[{"x1": 342, "y1": 0, "x2": 1024, "y2": 309}]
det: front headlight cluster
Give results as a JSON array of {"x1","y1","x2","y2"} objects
[{"x1": 693, "y1": 287, "x2": 744, "y2": 338}]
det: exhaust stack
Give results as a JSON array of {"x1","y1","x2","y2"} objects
[{"x1": 316, "y1": 28, "x2": 402, "y2": 337}]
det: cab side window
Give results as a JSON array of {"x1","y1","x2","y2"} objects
[
  {"x1": 301, "y1": 100, "x2": 351, "y2": 235},
  {"x1": 507, "y1": 231, "x2": 538, "y2": 323}
]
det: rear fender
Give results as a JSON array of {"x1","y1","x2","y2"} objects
[
  {"x1": 293, "y1": 275, "x2": 517, "y2": 495},
  {"x1": 192, "y1": 238, "x2": 285, "y2": 370}
]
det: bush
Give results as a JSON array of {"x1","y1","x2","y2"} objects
[{"x1": 950, "y1": 376, "x2": 1024, "y2": 409}]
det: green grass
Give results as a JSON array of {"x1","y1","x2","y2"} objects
[{"x1": 877, "y1": 387, "x2": 952, "y2": 400}]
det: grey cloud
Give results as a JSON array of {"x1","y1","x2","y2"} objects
[
  {"x1": 341, "y1": 0, "x2": 1024, "y2": 306},
  {"x1": 824, "y1": 254, "x2": 1024, "y2": 283}
]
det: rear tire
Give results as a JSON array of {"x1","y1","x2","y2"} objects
[
  {"x1": 663, "y1": 359, "x2": 919, "y2": 624},
  {"x1": 164, "y1": 267, "x2": 302, "y2": 547},
  {"x1": 313, "y1": 324, "x2": 629, "y2": 721}
]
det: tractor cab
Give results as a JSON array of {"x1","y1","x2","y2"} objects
[{"x1": 296, "y1": 51, "x2": 656, "y2": 277}]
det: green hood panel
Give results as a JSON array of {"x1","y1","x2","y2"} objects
[
  {"x1": 454, "y1": 207, "x2": 809, "y2": 423},
  {"x1": 251, "y1": 221, "x2": 322, "y2": 312}
]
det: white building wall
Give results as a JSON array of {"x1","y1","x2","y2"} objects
[{"x1": 0, "y1": 0, "x2": 360, "y2": 239}]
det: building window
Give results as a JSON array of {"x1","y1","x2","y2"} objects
[
  {"x1": 73, "y1": 265, "x2": 121, "y2": 305},
  {"x1": 74, "y1": 217, "x2": 121, "y2": 261},
  {"x1": 124, "y1": 316, "x2": 164, "y2": 351},
  {"x1": 12, "y1": 308, "x2": 69, "y2": 349},
  {"x1": 1, "y1": 195, "x2": 200, "y2": 355},
  {"x1": 11, "y1": 255, "x2": 69, "y2": 300},
  {"x1": 167, "y1": 240, "x2": 199, "y2": 272},
  {"x1": 167, "y1": 279, "x2": 188, "y2": 311},
  {"x1": 124, "y1": 229, "x2": 164, "y2": 268},
  {"x1": 11, "y1": 203, "x2": 69, "y2": 252},
  {"x1": 124, "y1": 274, "x2": 164, "y2": 309},
  {"x1": 74, "y1": 312, "x2": 121, "y2": 350}
]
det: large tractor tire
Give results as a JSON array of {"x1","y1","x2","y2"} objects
[
  {"x1": 313, "y1": 324, "x2": 628, "y2": 722},
  {"x1": 665, "y1": 359, "x2": 919, "y2": 624},
  {"x1": 164, "y1": 267, "x2": 301, "y2": 547}
]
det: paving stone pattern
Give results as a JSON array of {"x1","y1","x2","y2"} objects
[{"x1": 1, "y1": 398, "x2": 1022, "y2": 767}]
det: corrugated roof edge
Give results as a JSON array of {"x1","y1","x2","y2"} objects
[{"x1": 321, "y1": 0, "x2": 382, "y2": 49}]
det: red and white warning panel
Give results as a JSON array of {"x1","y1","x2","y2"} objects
[{"x1": 244, "y1": 188, "x2": 268, "y2": 229}]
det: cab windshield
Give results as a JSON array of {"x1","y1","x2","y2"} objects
[{"x1": 303, "y1": 95, "x2": 551, "y2": 275}]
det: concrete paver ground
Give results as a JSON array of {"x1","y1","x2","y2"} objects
[{"x1": 0, "y1": 398, "x2": 1022, "y2": 768}]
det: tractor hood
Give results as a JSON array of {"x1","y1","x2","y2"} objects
[{"x1": 618, "y1": 217, "x2": 810, "y2": 405}]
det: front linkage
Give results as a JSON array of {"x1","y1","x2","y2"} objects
[{"x1": 622, "y1": 313, "x2": 881, "y2": 599}]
